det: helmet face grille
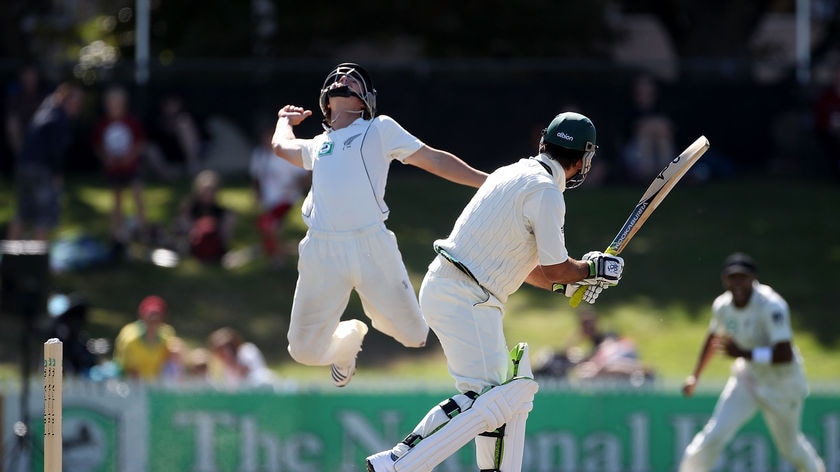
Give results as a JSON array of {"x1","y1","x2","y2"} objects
[
  {"x1": 319, "y1": 63, "x2": 377, "y2": 122},
  {"x1": 566, "y1": 146, "x2": 595, "y2": 189}
]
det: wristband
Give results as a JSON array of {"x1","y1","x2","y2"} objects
[
  {"x1": 552, "y1": 283, "x2": 565, "y2": 293},
  {"x1": 751, "y1": 346, "x2": 772, "y2": 364},
  {"x1": 587, "y1": 260, "x2": 596, "y2": 277}
]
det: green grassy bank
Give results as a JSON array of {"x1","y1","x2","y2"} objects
[{"x1": 1, "y1": 173, "x2": 838, "y2": 388}]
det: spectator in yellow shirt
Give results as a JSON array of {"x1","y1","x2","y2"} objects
[{"x1": 113, "y1": 295, "x2": 177, "y2": 381}]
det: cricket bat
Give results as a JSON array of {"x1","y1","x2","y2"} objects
[{"x1": 569, "y1": 135, "x2": 711, "y2": 307}]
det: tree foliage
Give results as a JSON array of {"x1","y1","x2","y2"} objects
[
  {"x1": 2, "y1": 0, "x2": 838, "y2": 75},
  {"x1": 623, "y1": 0, "x2": 776, "y2": 58},
  {"x1": 147, "y1": 0, "x2": 253, "y2": 57},
  {"x1": 264, "y1": 0, "x2": 617, "y2": 58}
]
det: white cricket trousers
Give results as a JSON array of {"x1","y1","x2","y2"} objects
[
  {"x1": 679, "y1": 370, "x2": 825, "y2": 472},
  {"x1": 286, "y1": 223, "x2": 429, "y2": 367},
  {"x1": 419, "y1": 255, "x2": 510, "y2": 394}
]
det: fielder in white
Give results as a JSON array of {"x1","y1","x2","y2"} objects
[
  {"x1": 679, "y1": 253, "x2": 825, "y2": 472},
  {"x1": 271, "y1": 63, "x2": 487, "y2": 387},
  {"x1": 366, "y1": 112, "x2": 625, "y2": 472}
]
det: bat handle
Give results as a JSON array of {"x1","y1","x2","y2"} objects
[
  {"x1": 568, "y1": 246, "x2": 619, "y2": 307},
  {"x1": 568, "y1": 285, "x2": 586, "y2": 307},
  {"x1": 569, "y1": 285, "x2": 586, "y2": 308}
]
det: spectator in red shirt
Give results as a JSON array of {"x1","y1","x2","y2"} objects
[
  {"x1": 176, "y1": 170, "x2": 236, "y2": 262},
  {"x1": 814, "y1": 65, "x2": 840, "y2": 180},
  {"x1": 92, "y1": 85, "x2": 148, "y2": 245}
]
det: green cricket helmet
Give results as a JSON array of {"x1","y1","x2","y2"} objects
[{"x1": 541, "y1": 112, "x2": 598, "y2": 189}]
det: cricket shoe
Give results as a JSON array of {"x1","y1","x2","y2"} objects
[
  {"x1": 365, "y1": 450, "x2": 397, "y2": 472},
  {"x1": 330, "y1": 361, "x2": 356, "y2": 387},
  {"x1": 330, "y1": 319, "x2": 368, "y2": 387}
]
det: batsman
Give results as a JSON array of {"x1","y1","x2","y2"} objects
[{"x1": 366, "y1": 112, "x2": 625, "y2": 471}]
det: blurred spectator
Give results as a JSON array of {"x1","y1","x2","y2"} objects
[
  {"x1": 46, "y1": 293, "x2": 102, "y2": 377},
  {"x1": 572, "y1": 333, "x2": 654, "y2": 384},
  {"x1": 570, "y1": 309, "x2": 618, "y2": 360},
  {"x1": 91, "y1": 85, "x2": 148, "y2": 247},
  {"x1": 175, "y1": 170, "x2": 237, "y2": 263},
  {"x1": 249, "y1": 123, "x2": 311, "y2": 268},
  {"x1": 6, "y1": 82, "x2": 85, "y2": 241},
  {"x1": 207, "y1": 326, "x2": 278, "y2": 388},
  {"x1": 814, "y1": 64, "x2": 840, "y2": 180},
  {"x1": 534, "y1": 309, "x2": 655, "y2": 386},
  {"x1": 534, "y1": 308, "x2": 618, "y2": 378},
  {"x1": 183, "y1": 347, "x2": 211, "y2": 381},
  {"x1": 161, "y1": 335, "x2": 189, "y2": 384},
  {"x1": 112, "y1": 295, "x2": 178, "y2": 381},
  {"x1": 4, "y1": 63, "x2": 49, "y2": 171},
  {"x1": 145, "y1": 92, "x2": 204, "y2": 177},
  {"x1": 621, "y1": 74, "x2": 675, "y2": 183}
]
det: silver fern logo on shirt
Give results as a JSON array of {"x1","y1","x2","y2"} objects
[{"x1": 343, "y1": 133, "x2": 362, "y2": 150}]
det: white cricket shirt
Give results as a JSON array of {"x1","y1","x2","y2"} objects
[
  {"x1": 710, "y1": 281, "x2": 806, "y2": 384},
  {"x1": 435, "y1": 155, "x2": 569, "y2": 302},
  {"x1": 299, "y1": 116, "x2": 424, "y2": 231}
]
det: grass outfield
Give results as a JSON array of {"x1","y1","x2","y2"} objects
[{"x1": 0, "y1": 172, "x2": 838, "y2": 389}]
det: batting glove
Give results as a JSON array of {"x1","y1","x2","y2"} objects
[
  {"x1": 553, "y1": 283, "x2": 606, "y2": 304},
  {"x1": 581, "y1": 251, "x2": 624, "y2": 286}
]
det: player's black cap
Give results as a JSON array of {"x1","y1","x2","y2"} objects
[{"x1": 722, "y1": 252, "x2": 757, "y2": 275}]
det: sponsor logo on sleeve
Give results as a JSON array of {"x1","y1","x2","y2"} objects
[{"x1": 318, "y1": 141, "x2": 334, "y2": 156}]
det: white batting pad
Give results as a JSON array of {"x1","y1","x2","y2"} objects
[
  {"x1": 414, "y1": 393, "x2": 477, "y2": 441},
  {"x1": 395, "y1": 378, "x2": 538, "y2": 472},
  {"x1": 499, "y1": 406, "x2": 532, "y2": 471},
  {"x1": 475, "y1": 432, "x2": 500, "y2": 471},
  {"x1": 509, "y1": 342, "x2": 533, "y2": 379}
]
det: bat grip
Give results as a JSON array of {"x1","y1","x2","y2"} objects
[
  {"x1": 568, "y1": 246, "x2": 619, "y2": 307},
  {"x1": 569, "y1": 285, "x2": 586, "y2": 307}
]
